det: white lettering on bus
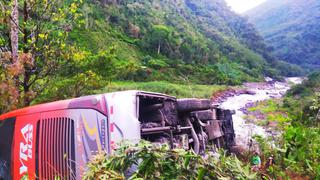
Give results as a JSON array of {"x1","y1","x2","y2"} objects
[{"x1": 19, "y1": 124, "x2": 33, "y2": 175}]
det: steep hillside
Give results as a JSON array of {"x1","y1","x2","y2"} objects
[
  {"x1": 245, "y1": 0, "x2": 320, "y2": 70},
  {"x1": 285, "y1": 71, "x2": 320, "y2": 125},
  {"x1": 66, "y1": 0, "x2": 288, "y2": 86},
  {"x1": 0, "y1": 0, "x2": 304, "y2": 108}
]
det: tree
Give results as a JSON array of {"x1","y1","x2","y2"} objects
[
  {"x1": 10, "y1": 0, "x2": 18, "y2": 63},
  {"x1": 0, "y1": 0, "x2": 81, "y2": 112},
  {"x1": 150, "y1": 25, "x2": 171, "y2": 55},
  {"x1": 128, "y1": 22, "x2": 140, "y2": 38}
]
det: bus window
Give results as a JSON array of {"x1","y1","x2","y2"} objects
[{"x1": 0, "y1": 117, "x2": 15, "y2": 180}]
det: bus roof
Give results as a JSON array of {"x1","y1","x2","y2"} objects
[
  {"x1": 0, "y1": 90, "x2": 176, "y2": 121},
  {"x1": 0, "y1": 94, "x2": 107, "y2": 120}
]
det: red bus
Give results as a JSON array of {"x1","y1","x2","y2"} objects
[
  {"x1": 0, "y1": 93, "x2": 110, "y2": 179},
  {"x1": 0, "y1": 90, "x2": 235, "y2": 179}
]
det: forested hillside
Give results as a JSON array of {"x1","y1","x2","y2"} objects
[
  {"x1": 245, "y1": 0, "x2": 320, "y2": 71},
  {"x1": 74, "y1": 0, "x2": 305, "y2": 82},
  {"x1": 0, "y1": 0, "x2": 301, "y2": 111},
  {"x1": 71, "y1": 0, "x2": 279, "y2": 85}
]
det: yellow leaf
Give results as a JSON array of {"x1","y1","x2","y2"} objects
[{"x1": 39, "y1": 34, "x2": 45, "y2": 39}]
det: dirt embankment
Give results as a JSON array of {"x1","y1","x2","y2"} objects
[{"x1": 212, "y1": 88, "x2": 256, "y2": 104}]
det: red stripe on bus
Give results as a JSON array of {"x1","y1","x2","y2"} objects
[
  {"x1": 110, "y1": 106, "x2": 113, "y2": 115},
  {"x1": 110, "y1": 141, "x2": 115, "y2": 150},
  {"x1": 110, "y1": 123, "x2": 114, "y2": 133}
]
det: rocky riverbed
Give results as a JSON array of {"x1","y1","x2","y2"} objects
[{"x1": 218, "y1": 77, "x2": 303, "y2": 150}]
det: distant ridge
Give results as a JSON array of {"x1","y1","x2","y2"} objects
[{"x1": 245, "y1": 0, "x2": 320, "y2": 71}]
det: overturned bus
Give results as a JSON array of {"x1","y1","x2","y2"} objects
[{"x1": 0, "y1": 90, "x2": 235, "y2": 179}]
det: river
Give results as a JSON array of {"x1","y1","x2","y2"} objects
[{"x1": 220, "y1": 77, "x2": 303, "y2": 149}]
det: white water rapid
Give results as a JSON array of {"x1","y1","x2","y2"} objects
[{"x1": 220, "y1": 77, "x2": 303, "y2": 148}]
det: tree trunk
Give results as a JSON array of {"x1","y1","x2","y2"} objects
[
  {"x1": 85, "y1": 13, "x2": 89, "y2": 29},
  {"x1": 23, "y1": 74, "x2": 30, "y2": 106},
  {"x1": 157, "y1": 40, "x2": 161, "y2": 55},
  {"x1": 23, "y1": 0, "x2": 29, "y2": 53},
  {"x1": 10, "y1": 0, "x2": 19, "y2": 63},
  {"x1": 10, "y1": 0, "x2": 21, "y2": 107},
  {"x1": 23, "y1": 0, "x2": 32, "y2": 106}
]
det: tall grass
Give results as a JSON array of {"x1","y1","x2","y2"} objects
[{"x1": 95, "y1": 81, "x2": 229, "y2": 99}]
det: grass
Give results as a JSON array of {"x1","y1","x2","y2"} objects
[
  {"x1": 248, "y1": 99, "x2": 279, "y2": 113},
  {"x1": 71, "y1": 26, "x2": 144, "y2": 63},
  {"x1": 33, "y1": 79, "x2": 230, "y2": 106},
  {"x1": 95, "y1": 81, "x2": 229, "y2": 99},
  {"x1": 256, "y1": 120, "x2": 269, "y2": 126},
  {"x1": 247, "y1": 99, "x2": 291, "y2": 128},
  {"x1": 266, "y1": 113, "x2": 290, "y2": 123}
]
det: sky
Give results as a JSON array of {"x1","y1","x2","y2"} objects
[{"x1": 225, "y1": 0, "x2": 267, "y2": 13}]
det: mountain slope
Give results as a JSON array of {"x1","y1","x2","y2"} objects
[
  {"x1": 245, "y1": 0, "x2": 320, "y2": 70},
  {"x1": 66, "y1": 0, "x2": 288, "y2": 85}
]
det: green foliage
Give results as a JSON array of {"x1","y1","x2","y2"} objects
[
  {"x1": 254, "y1": 126, "x2": 320, "y2": 178},
  {"x1": 84, "y1": 141, "x2": 257, "y2": 180},
  {"x1": 253, "y1": 72, "x2": 320, "y2": 178},
  {"x1": 97, "y1": 81, "x2": 228, "y2": 99},
  {"x1": 34, "y1": 80, "x2": 228, "y2": 104},
  {"x1": 248, "y1": 100, "x2": 279, "y2": 113},
  {"x1": 284, "y1": 71, "x2": 320, "y2": 126},
  {"x1": 32, "y1": 71, "x2": 104, "y2": 104},
  {"x1": 273, "y1": 61, "x2": 305, "y2": 77},
  {"x1": 283, "y1": 126, "x2": 320, "y2": 176},
  {"x1": 0, "y1": 0, "x2": 82, "y2": 111},
  {"x1": 69, "y1": 47, "x2": 135, "y2": 81},
  {"x1": 1, "y1": 0, "x2": 299, "y2": 112},
  {"x1": 65, "y1": 0, "x2": 283, "y2": 86},
  {"x1": 146, "y1": 25, "x2": 173, "y2": 54},
  {"x1": 247, "y1": 99, "x2": 291, "y2": 129},
  {"x1": 281, "y1": 73, "x2": 320, "y2": 177}
]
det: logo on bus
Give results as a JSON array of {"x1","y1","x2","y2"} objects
[{"x1": 19, "y1": 124, "x2": 33, "y2": 175}]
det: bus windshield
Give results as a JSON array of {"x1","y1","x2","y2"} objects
[{"x1": 0, "y1": 117, "x2": 15, "y2": 180}]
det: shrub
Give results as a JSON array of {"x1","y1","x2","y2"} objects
[{"x1": 83, "y1": 141, "x2": 257, "y2": 180}]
